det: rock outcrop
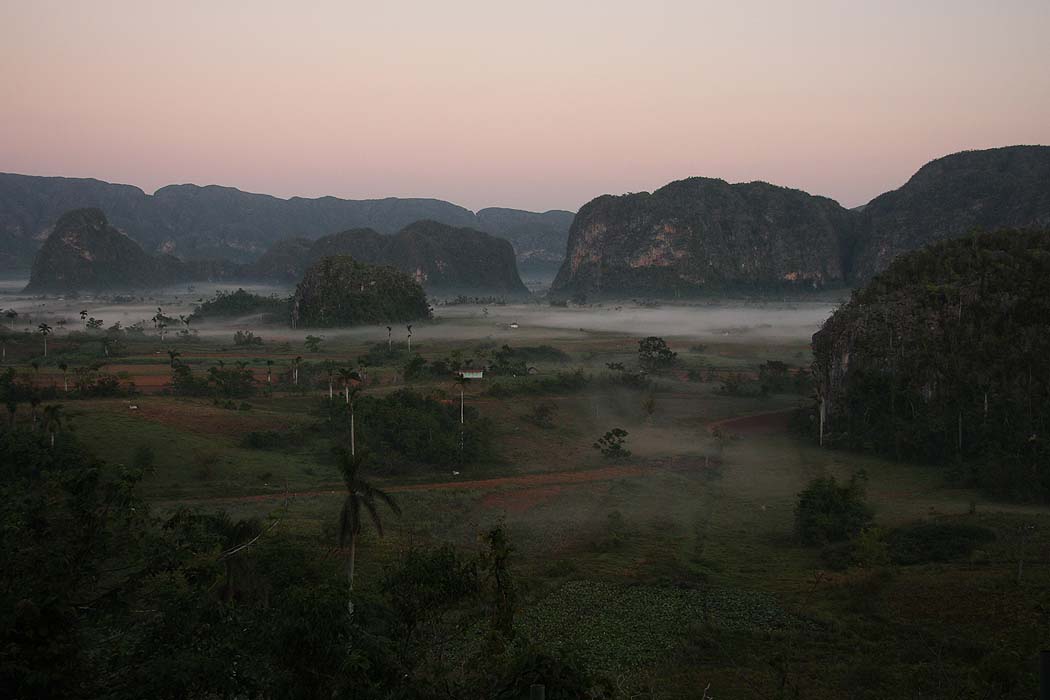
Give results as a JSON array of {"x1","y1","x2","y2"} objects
[
  {"x1": 850, "y1": 145, "x2": 1050, "y2": 279},
  {"x1": 24, "y1": 208, "x2": 238, "y2": 292},
  {"x1": 552, "y1": 146, "x2": 1050, "y2": 297},
  {"x1": 552, "y1": 178, "x2": 855, "y2": 296},
  {"x1": 291, "y1": 256, "x2": 431, "y2": 328},
  {"x1": 811, "y1": 228, "x2": 1050, "y2": 497}
]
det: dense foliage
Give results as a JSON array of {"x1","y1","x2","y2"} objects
[
  {"x1": 794, "y1": 473, "x2": 873, "y2": 545},
  {"x1": 191, "y1": 288, "x2": 290, "y2": 322},
  {"x1": 0, "y1": 427, "x2": 600, "y2": 698},
  {"x1": 813, "y1": 230, "x2": 1050, "y2": 500},
  {"x1": 291, "y1": 256, "x2": 432, "y2": 328},
  {"x1": 328, "y1": 389, "x2": 493, "y2": 471}
]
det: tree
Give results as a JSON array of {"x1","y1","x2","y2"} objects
[
  {"x1": 292, "y1": 356, "x2": 302, "y2": 386},
  {"x1": 638, "y1": 336, "x2": 676, "y2": 371},
  {"x1": 38, "y1": 323, "x2": 53, "y2": 357},
  {"x1": 794, "y1": 473, "x2": 873, "y2": 545},
  {"x1": 593, "y1": 428, "x2": 631, "y2": 459},
  {"x1": 338, "y1": 368, "x2": 362, "y2": 454},
  {"x1": 407, "y1": 324, "x2": 413, "y2": 352},
  {"x1": 167, "y1": 349, "x2": 181, "y2": 368},
  {"x1": 265, "y1": 359, "x2": 274, "y2": 385},
  {"x1": 40, "y1": 404, "x2": 64, "y2": 448},
  {"x1": 335, "y1": 448, "x2": 401, "y2": 615},
  {"x1": 386, "y1": 325, "x2": 393, "y2": 351},
  {"x1": 305, "y1": 335, "x2": 323, "y2": 353},
  {"x1": 59, "y1": 362, "x2": 68, "y2": 392}
]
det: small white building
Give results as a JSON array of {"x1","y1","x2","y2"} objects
[{"x1": 458, "y1": 369, "x2": 484, "y2": 380}]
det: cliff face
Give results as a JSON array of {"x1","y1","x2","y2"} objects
[
  {"x1": 249, "y1": 221, "x2": 528, "y2": 294},
  {"x1": 552, "y1": 146, "x2": 1050, "y2": 297},
  {"x1": 0, "y1": 174, "x2": 572, "y2": 269},
  {"x1": 850, "y1": 145, "x2": 1050, "y2": 280},
  {"x1": 810, "y1": 229, "x2": 1050, "y2": 495},
  {"x1": 24, "y1": 208, "x2": 236, "y2": 292},
  {"x1": 291, "y1": 256, "x2": 432, "y2": 328},
  {"x1": 552, "y1": 178, "x2": 854, "y2": 296}
]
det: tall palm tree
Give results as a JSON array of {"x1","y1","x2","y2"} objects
[
  {"x1": 337, "y1": 368, "x2": 362, "y2": 454},
  {"x1": 335, "y1": 448, "x2": 400, "y2": 616},
  {"x1": 59, "y1": 362, "x2": 68, "y2": 392},
  {"x1": 38, "y1": 323, "x2": 52, "y2": 357},
  {"x1": 167, "y1": 349, "x2": 181, "y2": 368},
  {"x1": 406, "y1": 324, "x2": 413, "y2": 352},
  {"x1": 386, "y1": 326, "x2": 392, "y2": 352},
  {"x1": 41, "y1": 404, "x2": 64, "y2": 448},
  {"x1": 266, "y1": 359, "x2": 274, "y2": 385},
  {"x1": 293, "y1": 356, "x2": 302, "y2": 386}
]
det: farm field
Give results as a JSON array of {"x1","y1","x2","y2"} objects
[{"x1": 2, "y1": 288, "x2": 1047, "y2": 698}]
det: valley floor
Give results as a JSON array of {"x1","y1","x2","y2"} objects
[{"x1": 2, "y1": 291, "x2": 1047, "y2": 698}]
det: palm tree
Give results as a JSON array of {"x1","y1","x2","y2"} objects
[
  {"x1": 293, "y1": 356, "x2": 302, "y2": 386},
  {"x1": 338, "y1": 368, "x2": 362, "y2": 454},
  {"x1": 386, "y1": 326, "x2": 392, "y2": 352},
  {"x1": 59, "y1": 362, "x2": 68, "y2": 392},
  {"x1": 6, "y1": 400, "x2": 18, "y2": 429},
  {"x1": 38, "y1": 323, "x2": 52, "y2": 357},
  {"x1": 266, "y1": 359, "x2": 274, "y2": 385},
  {"x1": 406, "y1": 324, "x2": 413, "y2": 352},
  {"x1": 211, "y1": 512, "x2": 263, "y2": 602},
  {"x1": 335, "y1": 448, "x2": 400, "y2": 616},
  {"x1": 41, "y1": 404, "x2": 64, "y2": 448},
  {"x1": 79, "y1": 309, "x2": 88, "y2": 322},
  {"x1": 167, "y1": 349, "x2": 181, "y2": 368}
]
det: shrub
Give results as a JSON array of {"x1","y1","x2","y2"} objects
[
  {"x1": 794, "y1": 473, "x2": 873, "y2": 545},
  {"x1": 593, "y1": 428, "x2": 630, "y2": 460}
]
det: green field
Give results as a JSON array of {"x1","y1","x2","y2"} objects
[{"x1": 2, "y1": 297, "x2": 1047, "y2": 698}]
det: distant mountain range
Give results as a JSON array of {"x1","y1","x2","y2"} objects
[
  {"x1": 24, "y1": 209, "x2": 526, "y2": 295},
  {"x1": 0, "y1": 174, "x2": 573, "y2": 271},
  {"x1": 552, "y1": 146, "x2": 1050, "y2": 296}
]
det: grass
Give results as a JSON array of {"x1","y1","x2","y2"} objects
[{"x1": 6, "y1": 298, "x2": 1048, "y2": 698}]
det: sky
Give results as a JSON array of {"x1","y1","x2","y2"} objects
[{"x1": 2, "y1": 0, "x2": 1049, "y2": 213}]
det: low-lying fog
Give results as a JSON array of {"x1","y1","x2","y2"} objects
[{"x1": 0, "y1": 279, "x2": 841, "y2": 345}]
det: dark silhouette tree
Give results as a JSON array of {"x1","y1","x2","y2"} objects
[{"x1": 335, "y1": 448, "x2": 400, "y2": 616}]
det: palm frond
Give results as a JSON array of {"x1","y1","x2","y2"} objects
[{"x1": 360, "y1": 496, "x2": 383, "y2": 537}]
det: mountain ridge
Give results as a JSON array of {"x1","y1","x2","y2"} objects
[{"x1": 0, "y1": 173, "x2": 573, "y2": 270}]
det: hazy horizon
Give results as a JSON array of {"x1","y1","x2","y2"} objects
[{"x1": 3, "y1": 0, "x2": 1049, "y2": 213}]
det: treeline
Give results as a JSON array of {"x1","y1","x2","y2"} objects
[{"x1": 813, "y1": 230, "x2": 1050, "y2": 500}]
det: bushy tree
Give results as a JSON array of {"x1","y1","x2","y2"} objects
[
  {"x1": 593, "y1": 428, "x2": 631, "y2": 460},
  {"x1": 638, "y1": 336, "x2": 676, "y2": 370},
  {"x1": 795, "y1": 473, "x2": 873, "y2": 545}
]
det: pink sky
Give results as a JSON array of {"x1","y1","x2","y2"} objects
[{"x1": 2, "y1": 0, "x2": 1048, "y2": 213}]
